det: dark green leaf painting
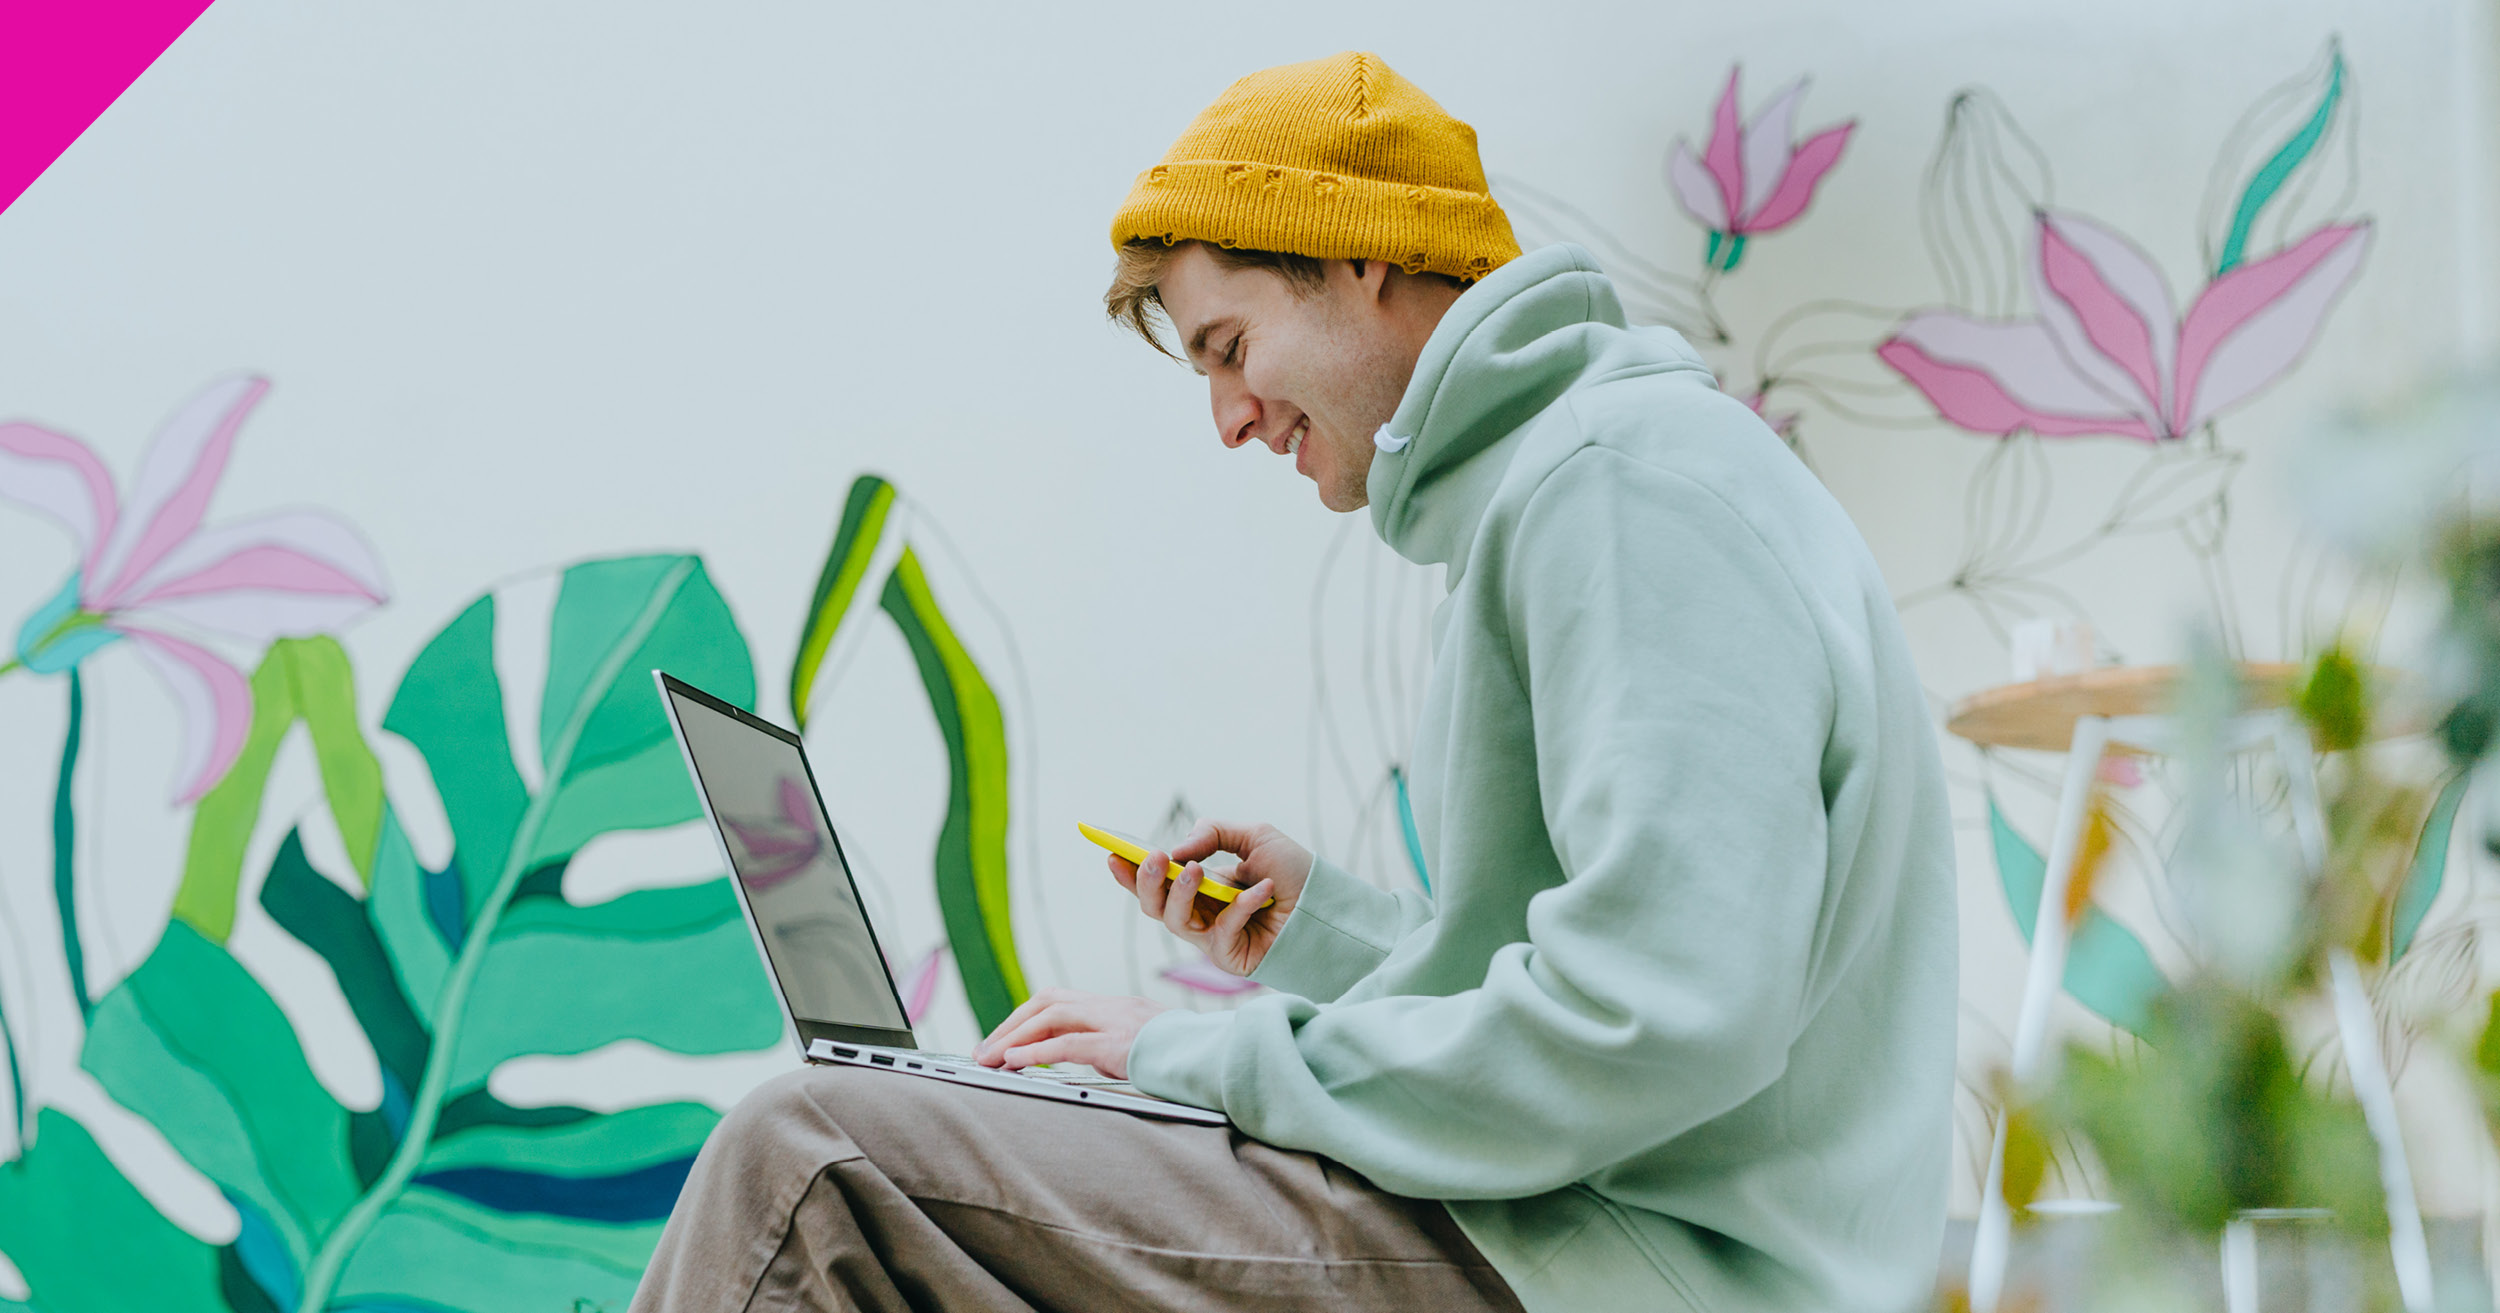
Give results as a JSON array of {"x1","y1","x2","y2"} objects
[{"x1": 790, "y1": 476, "x2": 1029, "y2": 1033}]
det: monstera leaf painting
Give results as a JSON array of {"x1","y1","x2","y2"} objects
[{"x1": 3, "y1": 554, "x2": 783, "y2": 1313}]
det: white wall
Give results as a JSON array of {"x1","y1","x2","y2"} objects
[{"x1": 0, "y1": 0, "x2": 2489, "y2": 1230}]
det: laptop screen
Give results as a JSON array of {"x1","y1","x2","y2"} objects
[{"x1": 661, "y1": 681, "x2": 911, "y2": 1035}]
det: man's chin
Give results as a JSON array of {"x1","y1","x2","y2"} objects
[{"x1": 1316, "y1": 481, "x2": 1369, "y2": 513}]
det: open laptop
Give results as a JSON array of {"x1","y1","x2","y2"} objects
[{"x1": 653, "y1": 671, "x2": 1226, "y2": 1125}]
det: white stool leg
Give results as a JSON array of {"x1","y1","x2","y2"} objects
[
  {"x1": 2273, "y1": 714, "x2": 2433, "y2": 1311},
  {"x1": 2329, "y1": 948, "x2": 2433, "y2": 1312},
  {"x1": 2222, "y1": 1215, "x2": 2259, "y2": 1313},
  {"x1": 1970, "y1": 715, "x2": 2111, "y2": 1312}
]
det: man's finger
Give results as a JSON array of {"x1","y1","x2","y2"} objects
[
  {"x1": 1134, "y1": 850, "x2": 1172, "y2": 920},
  {"x1": 1000, "y1": 1033, "x2": 1093, "y2": 1071},
  {"x1": 1170, "y1": 819, "x2": 1248, "y2": 863},
  {"x1": 1203, "y1": 878, "x2": 1272, "y2": 967},
  {"x1": 1108, "y1": 853, "x2": 1139, "y2": 894},
  {"x1": 976, "y1": 989, "x2": 1072, "y2": 1062},
  {"x1": 980, "y1": 1002, "x2": 1086, "y2": 1065},
  {"x1": 1158, "y1": 854, "x2": 1203, "y2": 937}
]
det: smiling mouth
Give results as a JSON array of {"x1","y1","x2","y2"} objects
[{"x1": 1286, "y1": 418, "x2": 1307, "y2": 456}]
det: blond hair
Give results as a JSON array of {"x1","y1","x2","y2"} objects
[{"x1": 1103, "y1": 239, "x2": 1460, "y2": 360}]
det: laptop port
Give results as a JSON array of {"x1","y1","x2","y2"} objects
[{"x1": 869, "y1": 1054, "x2": 894, "y2": 1066}]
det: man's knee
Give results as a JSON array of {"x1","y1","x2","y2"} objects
[
  {"x1": 705, "y1": 1066, "x2": 852, "y2": 1173},
  {"x1": 705, "y1": 1064, "x2": 935, "y2": 1173}
]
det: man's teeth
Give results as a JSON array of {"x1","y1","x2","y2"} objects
[{"x1": 1286, "y1": 421, "x2": 1306, "y2": 456}]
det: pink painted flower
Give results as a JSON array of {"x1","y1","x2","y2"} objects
[
  {"x1": 0, "y1": 376, "x2": 388, "y2": 800},
  {"x1": 1668, "y1": 67, "x2": 1855, "y2": 271},
  {"x1": 1159, "y1": 956, "x2": 1263, "y2": 998},
  {"x1": 1879, "y1": 211, "x2": 2371, "y2": 442},
  {"x1": 2098, "y1": 755, "x2": 2144, "y2": 789}
]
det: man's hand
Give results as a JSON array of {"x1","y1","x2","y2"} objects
[
  {"x1": 973, "y1": 989, "x2": 1169, "y2": 1079},
  {"x1": 1113, "y1": 820, "x2": 1313, "y2": 978}
]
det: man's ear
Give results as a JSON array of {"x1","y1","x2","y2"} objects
[{"x1": 1342, "y1": 257, "x2": 1393, "y2": 305}]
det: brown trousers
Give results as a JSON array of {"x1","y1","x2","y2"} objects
[{"x1": 630, "y1": 1065, "x2": 1523, "y2": 1312}]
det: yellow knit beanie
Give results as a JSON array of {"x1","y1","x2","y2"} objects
[{"x1": 1110, "y1": 52, "x2": 1521, "y2": 282}]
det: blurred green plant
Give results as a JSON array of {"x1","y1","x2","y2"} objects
[{"x1": 1976, "y1": 375, "x2": 2500, "y2": 1310}]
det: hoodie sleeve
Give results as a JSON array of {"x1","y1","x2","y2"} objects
[
  {"x1": 1245, "y1": 857, "x2": 1435, "y2": 1003},
  {"x1": 1127, "y1": 443, "x2": 1837, "y2": 1199}
]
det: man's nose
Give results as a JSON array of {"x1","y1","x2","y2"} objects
[{"x1": 1212, "y1": 381, "x2": 1260, "y2": 449}]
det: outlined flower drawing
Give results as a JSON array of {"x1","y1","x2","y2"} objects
[
  {"x1": 1668, "y1": 67, "x2": 1856, "y2": 273},
  {"x1": 1878, "y1": 210, "x2": 2371, "y2": 443},
  {"x1": 0, "y1": 375, "x2": 388, "y2": 800}
]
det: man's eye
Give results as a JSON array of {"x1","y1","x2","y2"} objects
[{"x1": 1223, "y1": 337, "x2": 1241, "y2": 367}]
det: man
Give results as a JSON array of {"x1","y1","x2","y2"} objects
[{"x1": 635, "y1": 51, "x2": 1955, "y2": 1313}]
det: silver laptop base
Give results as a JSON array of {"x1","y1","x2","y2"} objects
[{"x1": 808, "y1": 1040, "x2": 1228, "y2": 1125}]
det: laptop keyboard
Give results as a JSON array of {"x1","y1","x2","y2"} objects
[{"x1": 912, "y1": 1052, "x2": 1132, "y2": 1086}]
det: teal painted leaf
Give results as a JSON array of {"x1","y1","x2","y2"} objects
[
  {"x1": 366, "y1": 811, "x2": 454, "y2": 1028},
  {"x1": 261, "y1": 829, "x2": 432, "y2": 1095},
  {"x1": 293, "y1": 554, "x2": 770, "y2": 1310},
  {"x1": 334, "y1": 1185, "x2": 660, "y2": 1312},
  {"x1": 383, "y1": 555, "x2": 753, "y2": 925},
  {"x1": 528, "y1": 556, "x2": 755, "y2": 869},
  {"x1": 2392, "y1": 772, "x2": 2471, "y2": 960},
  {"x1": 422, "y1": 1101, "x2": 718, "y2": 1178},
  {"x1": 54, "y1": 671, "x2": 88, "y2": 1018},
  {"x1": 1989, "y1": 793, "x2": 2166, "y2": 1038},
  {"x1": 447, "y1": 880, "x2": 783, "y2": 1090},
  {"x1": 0, "y1": 1109, "x2": 226, "y2": 1313},
  {"x1": 384, "y1": 595, "x2": 529, "y2": 926},
  {"x1": 80, "y1": 923, "x2": 361, "y2": 1269},
  {"x1": 2207, "y1": 39, "x2": 2350, "y2": 275},
  {"x1": 45, "y1": 555, "x2": 777, "y2": 1313}
]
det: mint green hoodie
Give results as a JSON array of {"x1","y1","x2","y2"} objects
[{"x1": 1129, "y1": 244, "x2": 1957, "y2": 1313}]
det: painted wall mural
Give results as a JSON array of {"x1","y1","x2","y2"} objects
[
  {"x1": 1490, "y1": 34, "x2": 2465, "y2": 1207},
  {"x1": 0, "y1": 386, "x2": 1042, "y2": 1311},
  {"x1": 0, "y1": 17, "x2": 2478, "y2": 1308}
]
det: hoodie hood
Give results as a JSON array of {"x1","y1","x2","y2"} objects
[{"x1": 1366, "y1": 244, "x2": 1709, "y2": 572}]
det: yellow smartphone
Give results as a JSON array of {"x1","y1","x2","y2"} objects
[{"x1": 1077, "y1": 822, "x2": 1274, "y2": 909}]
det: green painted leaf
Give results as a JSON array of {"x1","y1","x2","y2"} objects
[
  {"x1": 790, "y1": 475, "x2": 896, "y2": 729},
  {"x1": 333, "y1": 1186, "x2": 658, "y2": 1312},
  {"x1": 0, "y1": 1110, "x2": 226, "y2": 1313},
  {"x1": 366, "y1": 811, "x2": 453, "y2": 1027},
  {"x1": 384, "y1": 595, "x2": 529, "y2": 926},
  {"x1": 299, "y1": 554, "x2": 766, "y2": 1311},
  {"x1": 80, "y1": 923, "x2": 359, "y2": 1267},
  {"x1": 447, "y1": 881, "x2": 782, "y2": 1089},
  {"x1": 2215, "y1": 42, "x2": 2345, "y2": 275},
  {"x1": 177, "y1": 637, "x2": 388, "y2": 942},
  {"x1": 422, "y1": 1101, "x2": 718, "y2": 1177},
  {"x1": 526, "y1": 556, "x2": 756, "y2": 870},
  {"x1": 1989, "y1": 793, "x2": 2165, "y2": 1038},
  {"x1": 52, "y1": 671, "x2": 87, "y2": 1017},
  {"x1": 2392, "y1": 771, "x2": 2471, "y2": 960},
  {"x1": 261, "y1": 829, "x2": 431, "y2": 1094},
  {"x1": 883, "y1": 547, "x2": 1027, "y2": 1031}
]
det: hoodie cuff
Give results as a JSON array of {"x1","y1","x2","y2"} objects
[
  {"x1": 1126, "y1": 1007, "x2": 1233, "y2": 1112},
  {"x1": 1245, "y1": 857, "x2": 1402, "y2": 1003}
]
